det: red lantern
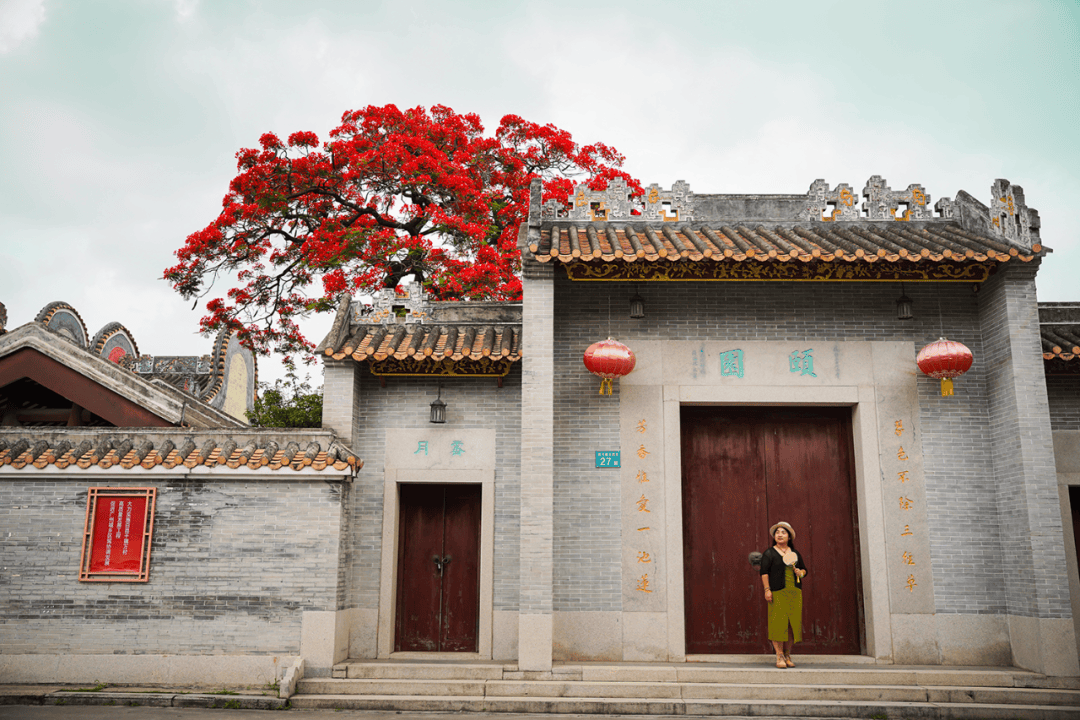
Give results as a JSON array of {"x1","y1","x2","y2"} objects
[
  {"x1": 583, "y1": 338, "x2": 636, "y2": 395},
  {"x1": 917, "y1": 337, "x2": 973, "y2": 397}
]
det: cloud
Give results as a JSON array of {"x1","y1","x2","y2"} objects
[
  {"x1": 0, "y1": 0, "x2": 46, "y2": 54},
  {"x1": 174, "y1": 0, "x2": 198, "y2": 21}
]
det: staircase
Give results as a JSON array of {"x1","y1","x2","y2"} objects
[{"x1": 292, "y1": 660, "x2": 1080, "y2": 718}]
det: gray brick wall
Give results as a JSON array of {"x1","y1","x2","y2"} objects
[
  {"x1": 552, "y1": 285, "x2": 623, "y2": 612},
  {"x1": 1047, "y1": 376, "x2": 1080, "y2": 431},
  {"x1": 520, "y1": 266, "x2": 555, "y2": 618},
  {"x1": 0, "y1": 477, "x2": 345, "y2": 654},
  {"x1": 345, "y1": 364, "x2": 522, "y2": 611},
  {"x1": 551, "y1": 274, "x2": 1017, "y2": 616},
  {"x1": 322, "y1": 360, "x2": 362, "y2": 447},
  {"x1": 978, "y1": 267, "x2": 1071, "y2": 619}
]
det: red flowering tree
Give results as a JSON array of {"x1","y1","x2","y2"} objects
[{"x1": 165, "y1": 104, "x2": 639, "y2": 356}]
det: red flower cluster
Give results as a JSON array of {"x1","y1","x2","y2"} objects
[{"x1": 164, "y1": 104, "x2": 639, "y2": 356}]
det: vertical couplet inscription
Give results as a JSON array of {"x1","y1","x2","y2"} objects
[
  {"x1": 622, "y1": 388, "x2": 665, "y2": 611},
  {"x1": 893, "y1": 420, "x2": 919, "y2": 594},
  {"x1": 635, "y1": 419, "x2": 653, "y2": 594},
  {"x1": 878, "y1": 405, "x2": 934, "y2": 614}
]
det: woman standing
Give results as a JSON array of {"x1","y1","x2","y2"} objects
[{"x1": 759, "y1": 521, "x2": 808, "y2": 668}]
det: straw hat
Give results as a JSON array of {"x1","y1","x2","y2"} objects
[{"x1": 769, "y1": 521, "x2": 796, "y2": 540}]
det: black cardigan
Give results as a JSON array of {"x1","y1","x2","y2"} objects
[{"x1": 759, "y1": 546, "x2": 807, "y2": 592}]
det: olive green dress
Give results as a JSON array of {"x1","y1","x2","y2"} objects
[{"x1": 767, "y1": 565, "x2": 803, "y2": 643}]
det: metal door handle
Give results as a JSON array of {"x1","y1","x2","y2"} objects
[{"x1": 432, "y1": 555, "x2": 452, "y2": 574}]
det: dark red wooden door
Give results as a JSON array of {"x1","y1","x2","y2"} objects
[
  {"x1": 395, "y1": 484, "x2": 481, "y2": 652},
  {"x1": 681, "y1": 407, "x2": 862, "y2": 655}
]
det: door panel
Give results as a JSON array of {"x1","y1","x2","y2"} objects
[
  {"x1": 682, "y1": 407, "x2": 862, "y2": 655},
  {"x1": 395, "y1": 483, "x2": 481, "y2": 653},
  {"x1": 439, "y1": 485, "x2": 482, "y2": 652},
  {"x1": 682, "y1": 413, "x2": 768, "y2": 653}
]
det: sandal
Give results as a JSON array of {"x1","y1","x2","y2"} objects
[
  {"x1": 784, "y1": 654, "x2": 795, "y2": 668},
  {"x1": 775, "y1": 653, "x2": 787, "y2": 668}
]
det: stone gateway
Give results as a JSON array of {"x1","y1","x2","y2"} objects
[{"x1": 3, "y1": 175, "x2": 1080, "y2": 692}]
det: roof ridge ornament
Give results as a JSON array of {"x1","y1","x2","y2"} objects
[
  {"x1": 862, "y1": 175, "x2": 933, "y2": 221},
  {"x1": 567, "y1": 177, "x2": 637, "y2": 221},
  {"x1": 34, "y1": 301, "x2": 88, "y2": 348},
  {"x1": 803, "y1": 179, "x2": 859, "y2": 221},
  {"x1": 551, "y1": 179, "x2": 695, "y2": 222},
  {"x1": 641, "y1": 180, "x2": 694, "y2": 222},
  {"x1": 989, "y1": 179, "x2": 1040, "y2": 249},
  {"x1": 352, "y1": 281, "x2": 430, "y2": 324}
]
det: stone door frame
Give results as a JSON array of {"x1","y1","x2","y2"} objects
[
  {"x1": 377, "y1": 468, "x2": 495, "y2": 659},
  {"x1": 657, "y1": 383, "x2": 892, "y2": 661}
]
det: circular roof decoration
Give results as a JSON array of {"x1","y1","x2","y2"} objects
[
  {"x1": 91, "y1": 322, "x2": 140, "y2": 364},
  {"x1": 35, "y1": 301, "x2": 88, "y2": 348}
]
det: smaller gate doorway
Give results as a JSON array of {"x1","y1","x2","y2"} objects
[{"x1": 394, "y1": 483, "x2": 482, "y2": 652}]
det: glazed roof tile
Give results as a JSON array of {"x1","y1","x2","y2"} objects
[
  {"x1": 530, "y1": 222, "x2": 1039, "y2": 265},
  {"x1": 0, "y1": 430, "x2": 361, "y2": 473},
  {"x1": 1042, "y1": 325, "x2": 1080, "y2": 362},
  {"x1": 1039, "y1": 304, "x2": 1080, "y2": 372},
  {"x1": 324, "y1": 322, "x2": 520, "y2": 362}
]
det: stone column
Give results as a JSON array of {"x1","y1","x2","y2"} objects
[
  {"x1": 518, "y1": 181, "x2": 555, "y2": 671},
  {"x1": 322, "y1": 359, "x2": 361, "y2": 448},
  {"x1": 978, "y1": 264, "x2": 1079, "y2": 676}
]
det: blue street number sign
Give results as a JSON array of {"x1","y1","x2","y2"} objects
[{"x1": 595, "y1": 451, "x2": 621, "y2": 468}]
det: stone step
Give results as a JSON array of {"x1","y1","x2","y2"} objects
[
  {"x1": 297, "y1": 678, "x2": 1080, "y2": 706},
  {"x1": 335, "y1": 661, "x2": 509, "y2": 680},
  {"x1": 331, "y1": 661, "x2": 1076, "y2": 690},
  {"x1": 289, "y1": 694, "x2": 1080, "y2": 718}
]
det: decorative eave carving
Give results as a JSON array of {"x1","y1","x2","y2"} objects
[{"x1": 562, "y1": 259, "x2": 996, "y2": 283}]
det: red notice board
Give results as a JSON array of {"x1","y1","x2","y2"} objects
[{"x1": 79, "y1": 487, "x2": 156, "y2": 582}]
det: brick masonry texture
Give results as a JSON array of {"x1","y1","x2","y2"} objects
[
  {"x1": 521, "y1": 270, "x2": 555, "y2": 616},
  {"x1": 978, "y1": 268, "x2": 1071, "y2": 619},
  {"x1": 343, "y1": 364, "x2": 522, "y2": 612},
  {"x1": 551, "y1": 271, "x2": 1062, "y2": 618},
  {"x1": 0, "y1": 477, "x2": 345, "y2": 654},
  {"x1": 1047, "y1": 376, "x2": 1080, "y2": 432}
]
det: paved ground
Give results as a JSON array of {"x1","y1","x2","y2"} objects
[{"x1": 0, "y1": 710, "x2": 830, "y2": 720}]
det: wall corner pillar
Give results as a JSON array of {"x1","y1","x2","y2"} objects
[
  {"x1": 518, "y1": 249, "x2": 555, "y2": 671},
  {"x1": 978, "y1": 264, "x2": 1079, "y2": 675}
]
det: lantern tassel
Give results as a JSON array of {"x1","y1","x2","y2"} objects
[
  {"x1": 940, "y1": 378, "x2": 954, "y2": 397},
  {"x1": 599, "y1": 377, "x2": 613, "y2": 395}
]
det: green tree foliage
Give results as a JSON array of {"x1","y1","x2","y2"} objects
[{"x1": 246, "y1": 367, "x2": 323, "y2": 428}]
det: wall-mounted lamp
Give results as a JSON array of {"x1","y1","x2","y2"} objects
[
  {"x1": 429, "y1": 386, "x2": 446, "y2": 424},
  {"x1": 896, "y1": 285, "x2": 913, "y2": 321},
  {"x1": 629, "y1": 289, "x2": 645, "y2": 319}
]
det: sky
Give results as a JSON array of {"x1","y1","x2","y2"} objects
[{"x1": 1, "y1": 0, "x2": 1078, "y2": 385}]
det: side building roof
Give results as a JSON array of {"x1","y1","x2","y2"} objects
[
  {"x1": 1041, "y1": 302, "x2": 1080, "y2": 375},
  {"x1": 316, "y1": 284, "x2": 521, "y2": 381},
  {"x1": 0, "y1": 428, "x2": 361, "y2": 476}
]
